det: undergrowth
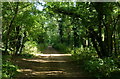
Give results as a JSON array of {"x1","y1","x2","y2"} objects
[
  {"x1": 71, "y1": 47, "x2": 120, "y2": 79},
  {"x1": 23, "y1": 41, "x2": 48, "y2": 54},
  {"x1": 2, "y1": 55, "x2": 18, "y2": 79},
  {"x1": 53, "y1": 43, "x2": 71, "y2": 53}
]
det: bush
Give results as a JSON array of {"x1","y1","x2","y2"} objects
[
  {"x1": 23, "y1": 41, "x2": 38, "y2": 54},
  {"x1": 70, "y1": 47, "x2": 120, "y2": 79},
  {"x1": 23, "y1": 41, "x2": 48, "y2": 54},
  {"x1": 72, "y1": 47, "x2": 97, "y2": 61},
  {"x1": 84, "y1": 57, "x2": 119, "y2": 78},
  {"x1": 2, "y1": 55, "x2": 18, "y2": 78},
  {"x1": 53, "y1": 43, "x2": 71, "y2": 53},
  {"x1": 37, "y1": 43, "x2": 48, "y2": 51}
]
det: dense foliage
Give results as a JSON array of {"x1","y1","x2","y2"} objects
[
  {"x1": 72, "y1": 47, "x2": 120, "y2": 78},
  {"x1": 2, "y1": 55, "x2": 18, "y2": 78},
  {"x1": 1, "y1": 2, "x2": 120, "y2": 79}
]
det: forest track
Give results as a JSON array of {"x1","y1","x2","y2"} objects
[{"x1": 12, "y1": 46, "x2": 92, "y2": 79}]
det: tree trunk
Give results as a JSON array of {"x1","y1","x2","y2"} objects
[
  {"x1": 4, "y1": 2, "x2": 19, "y2": 54},
  {"x1": 19, "y1": 32, "x2": 27, "y2": 55},
  {"x1": 15, "y1": 26, "x2": 21, "y2": 55},
  {"x1": 59, "y1": 22, "x2": 64, "y2": 43}
]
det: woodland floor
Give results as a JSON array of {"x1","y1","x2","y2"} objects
[{"x1": 11, "y1": 46, "x2": 94, "y2": 79}]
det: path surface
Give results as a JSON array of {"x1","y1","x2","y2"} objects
[{"x1": 12, "y1": 46, "x2": 92, "y2": 79}]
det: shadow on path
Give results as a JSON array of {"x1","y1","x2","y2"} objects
[{"x1": 12, "y1": 46, "x2": 93, "y2": 79}]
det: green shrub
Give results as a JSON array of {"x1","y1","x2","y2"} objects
[
  {"x1": 23, "y1": 41, "x2": 48, "y2": 54},
  {"x1": 37, "y1": 43, "x2": 48, "y2": 51},
  {"x1": 72, "y1": 47, "x2": 97, "y2": 61},
  {"x1": 71, "y1": 47, "x2": 120, "y2": 79},
  {"x1": 23, "y1": 41, "x2": 38, "y2": 54},
  {"x1": 53, "y1": 43, "x2": 69, "y2": 53},
  {"x1": 2, "y1": 57, "x2": 18, "y2": 78},
  {"x1": 84, "y1": 57, "x2": 119, "y2": 78}
]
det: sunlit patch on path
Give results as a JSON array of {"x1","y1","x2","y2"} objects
[
  {"x1": 35, "y1": 54, "x2": 72, "y2": 57},
  {"x1": 12, "y1": 46, "x2": 90, "y2": 79}
]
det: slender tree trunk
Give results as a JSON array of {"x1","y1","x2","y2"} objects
[
  {"x1": 91, "y1": 36, "x2": 102, "y2": 58},
  {"x1": 15, "y1": 26, "x2": 21, "y2": 55},
  {"x1": 59, "y1": 22, "x2": 64, "y2": 43},
  {"x1": 19, "y1": 32, "x2": 26, "y2": 55},
  {"x1": 89, "y1": 28, "x2": 103, "y2": 58},
  {"x1": 113, "y1": 31, "x2": 117, "y2": 56},
  {"x1": 5, "y1": 2, "x2": 19, "y2": 54}
]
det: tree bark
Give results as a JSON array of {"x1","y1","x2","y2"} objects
[
  {"x1": 4, "y1": 2, "x2": 19, "y2": 54},
  {"x1": 19, "y1": 32, "x2": 27, "y2": 55}
]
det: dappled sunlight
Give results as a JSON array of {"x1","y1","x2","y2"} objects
[
  {"x1": 31, "y1": 71, "x2": 68, "y2": 76},
  {"x1": 17, "y1": 68, "x2": 84, "y2": 77},
  {"x1": 35, "y1": 54, "x2": 72, "y2": 57},
  {"x1": 12, "y1": 47, "x2": 87, "y2": 78},
  {"x1": 17, "y1": 69, "x2": 33, "y2": 72},
  {"x1": 22, "y1": 58, "x2": 69, "y2": 63},
  {"x1": 21, "y1": 54, "x2": 72, "y2": 63}
]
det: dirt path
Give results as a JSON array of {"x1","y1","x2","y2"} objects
[{"x1": 12, "y1": 46, "x2": 92, "y2": 79}]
